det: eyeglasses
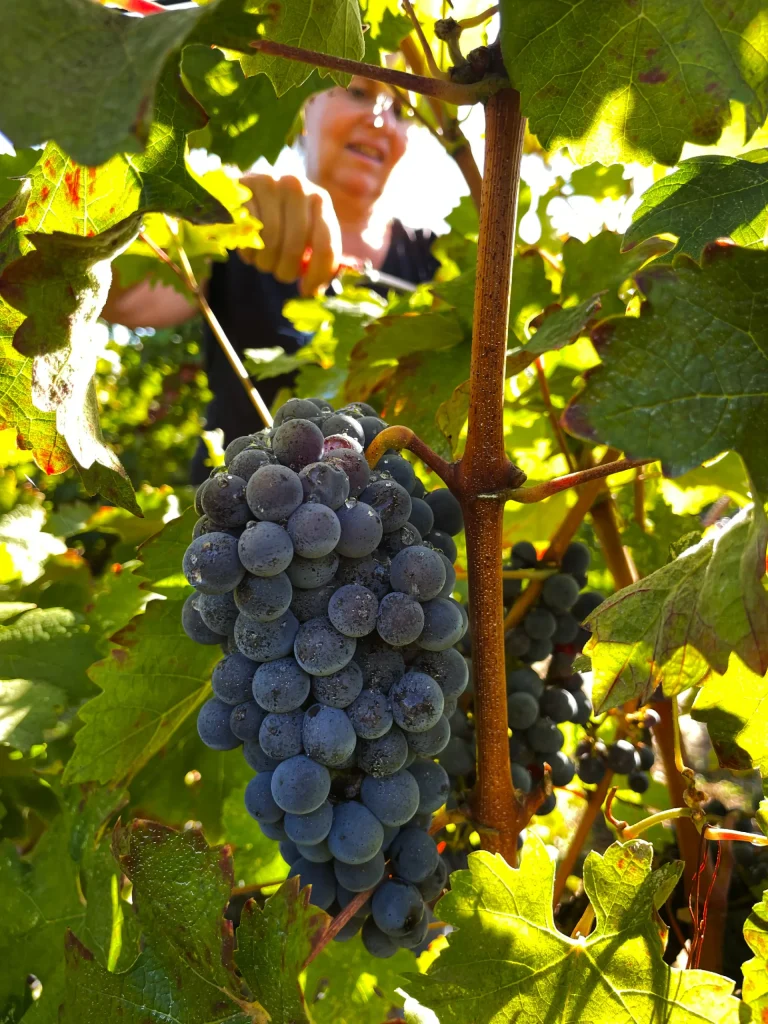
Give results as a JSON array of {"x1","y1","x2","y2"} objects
[{"x1": 332, "y1": 84, "x2": 407, "y2": 121}]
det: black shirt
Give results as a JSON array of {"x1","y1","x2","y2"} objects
[{"x1": 191, "y1": 219, "x2": 438, "y2": 482}]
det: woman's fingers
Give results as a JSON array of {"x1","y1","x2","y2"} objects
[
  {"x1": 273, "y1": 176, "x2": 312, "y2": 284},
  {"x1": 299, "y1": 190, "x2": 342, "y2": 297},
  {"x1": 240, "y1": 175, "x2": 281, "y2": 274}
]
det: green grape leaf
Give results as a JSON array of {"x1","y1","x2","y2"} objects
[
  {"x1": 0, "y1": 0, "x2": 264, "y2": 167},
  {"x1": 406, "y1": 837, "x2": 739, "y2": 1024},
  {"x1": 63, "y1": 596, "x2": 220, "y2": 787},
  {"x1": 60, "y1": 820, "x2": 261, "y2": 1024},
  {"x1": 0, "y1": 788, "x2": 131, "y2": 1021},
  {"x1": 569, "y1": 162, "x2": 632, "y2": 201},
  {"x1": 692, "y1": 657, "x2": 768, "y2": 776},
  {"x1": 501, "y1": 0, "x2": 768, "y2": 166},
  {"x1": 136, "y1": 505, "x2": 197, "y2": 599},
  {"x1": 242, "y1": 0, "x2": 364, "y2": 95},
  {"x1": 183, "y1": 46, "x2": 322, "y2": 170},
  {"x1": 742, "y1": 888, "x2": 768, "y2": 1017},
  {"x1": 0, "y1": 606, "x2": 101, "y2": 752},
  {"x1": 624, "y1": 152, "x2": 768, "y2": 261},
  {"x1": 236, "y1": 877, "x2": 328, "y2": 1024},
  {"x1": 304, "y1": 934, "x2": 417, "y2": 1024},
  {"x1": 561, "y1": 232, "x2": 675, "y2": 319},
  {"x1": 563, "y1": 244, "x2": 768, "y2": 495},
  {"x1": 586, "y1": 504, "x2": 768, "y2": 713}
]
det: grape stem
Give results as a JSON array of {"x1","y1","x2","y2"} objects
[
  {"x1": 621, "y1": 806, "x2": 694, "y2": 840},
  {"x1": 501, "y1": 457, "x2": 654, "y2": 503},
  {"x1": 304, "y1": 886, "x2": 375, "y2": 967},
  {"x1": 364, "y1": 425, "x2": 457, "y2": 485}
]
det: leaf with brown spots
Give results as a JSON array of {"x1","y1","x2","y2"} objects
[
  {"x1": 501, "y1": 0, "x2": 768, "y2": 166},
  {"x1": 236, "y1": 876, "x2": 329, "y2": 1024},
  {"x1": 586, "y1": 504, "x2": 768, "y2": 713},
  {"x1": 405, "y1": 837, "x2": 739, "y2": 1024},
  {"x1": 63, "y1": 595, "x2": 221, "y2": 786},
  {"x1": 742, "y1": 887, "x2": 768, "y2": 1020}
]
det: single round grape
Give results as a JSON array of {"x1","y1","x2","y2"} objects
[
  {"x1": 361, "y1": 917, "x2": 398, "y2": 958},
  {"x1": 259, "y1": 710, "x2": 304, "y2": 760},
  {"x1": 355, "y1": 637, "x2": 405, "y2": 693},
  {"x1": 246, "y1": 464, "x2": 303, "y2": 522},
  {"x1": 302, "y1": 703, "x2": 357, "y2": 767},
  {"x1": 436, "y1": 553, "x2": 457, "y2": 600},
  {"x1": 252, "y1": 657, "x2": 310, "y2": 713},
  {"x1": 234, "y1": 610, "x2": 299, "y2": 662},
  {"x1": 201, "y1": 472, "x2": 249, "y2": 528},
  {"x1": 327, "y1": 801, "x2": 384, "y2": 864},
  {"x1": 230, "y1": 701, "x2": 265, "y2": 741},
  {"x1": 235, "y1": 572, "x2": 292, "y2": 623},
  {"x1": 607, "y1": 739, "x2": 640, "y2": 774},
  {"x1": 397, "y1": 909, "x2": 430, "y2": 950},
  {"x1": 542, "y1": 573, "x2": 581, "y2": 613},
  {"x1": 543, "y1": 750, "x2": 575, "y2": 787},
  {"x1": 237, "y1": 521, "x2": 294, "y2": 577},
  {"x1": 288, "y1": 857, "x2": 336, "y2": 909},
  {"x1": 408, "y1": 497, "x2": 434, "y2": 538},
  {"x1": 527, "y1": 717, "x2": 564, "y2": 754},
  {"x1": 328, "y1": 584, "x2": 379, "y2": 638},
  {"x1": 212, "y1": 651, "x2": 256, "y2": 705},
  {"x1": 376, "y1": 592, "x2": 424, "y2": 647},
  {"x1": 390, "y1": 671, "x2": 444, "y2": 734},
  {"x1": 523, "y1": 607, "x2": 557, "y2": 640},
  {"x1": 322, "y1": 448, "x2": 370, "y2": 497},
  {"x1": 378, "y1": 523, "x2": 422, "y2": 559},
  {"x1": 522, "y1": 637, "x2": 553, "y2": 664},
  {"x1": 425, "y1": 530, "x2": 457, "y2": 562},
  {"x1": 322, "y1": 413, "x2": 366, "y2": 446},
  {"x1": 357, "y1": 726, "x2": 409, "y2": 777},
  {"x1": 413, "y1": 648, "x2": 468, "y2": 700},
  {"x1": 182, "y1": 593, "x2": 225, "y2": 645},
  {"x1": 377, "y1": 453, "x2": 416, "y2": 493},
  {"x1": 224, "y1": 435, "x2": 258, "y2": 466},
  {"x1": 361, "y1": 769, "x2": 419, "y2": 826},
  {"x1": 358, "y1": 415, "x2": 387, "y2": 447},
  {"x1": 194, "y1": 477, "x2": 211, "y2": 515},
  {"x1": 511, "y1": 763, "x2": 533, "y2": 793},
  {"x1": 572, "y1": 590, "x2": 604, "y2": 621},
  {"x1": 346, "y1": 689, "x2": 393, "y2": 739},
  {"x1": 260, "y1": 819, "x2": 288, "y2": 842},
  {"x1": 418, "y1": 857, "x2": 448, "y2": 902},
  {"x1": 274, "y1": 397, "x2": 323, "y2": 426},
  {"x1": 290, "y1": 582, "x2": 337, "y2": 623},
  {"x1": 192, "y1": 515, "x2": 237, "y2": 540},
  {"x1": 411, "y1": 477, "x2": 426, "y2": 500},
  {"x1": 408, "y1": 759, "x2": 450, "y2": 814},
  {"x1": 286, "y1": 552, "x2": 339, "y2": 590},
  {"x1": 561, "y1": 541, "x2": 591, "y2": 576},
  {"x1": 539, "y1": 687, "x2": 578, "y2": 724},
  {"x1": 242, "y1": 739, "x2": 281, "y2": 773},
  {"x1": 628, "y1": 770, "x2": 650, "y2": 794},
  {"x1": 336, "y1": 552, "x2": 391, "y2": 599},
  {"x1": 271, "y1": 755, "x2": 331, "y2": 813},
  {"x1": 535, "y1": 793, "x2": 557, "y2": 816},
  {"x1": 197, "y1": 591, "x2": 238, "y2": 636},
  {"x1": 507, "y1": 667, "x2": 544, "y2": 700},
  {"x1": 552, "y1": 613, "x2": 580, "y2": 644},
  {"x1": 334, "y1": 500, "x2": 383, "y2": 558},
  {"x1": 287, "y1": 503, "x2": 341, "y2": 559},
  {"x1": 323, "y1": 432, "x2": 362, "y2": 456},
  {"x1": 560, "y1": 671, "x2": 584, "y2": 693},
  {"x1": 637, "y1": 742, "x2": 655, "y2": 771},
  {"x1": 280, "y1": 839, "x2": 301, "y2": 866},
  {"x1": 418, "y1": 598, "x2": 465, "y2": 651},
  {"x1": 424, "y1": 488, "x2": 463, "y2": 536},
  {"x1": 571, "y1": 690, "x2": 592, "y2": 726},
  {"x1": 298, "y1": 461, "x2": 349, "y2": 509},
  {"x1": 229, "y1": 445, "x2": 274, "y2": 481},
  {"x1": 371, "y1": 878, "x2": 424, "y2": 937},
  {"x1": 296, "y1": 839, "x2": 333, "y2": 863},
  {"x1": 505, "y1": 626, "x2": 530, "y2": 658},
  {"x1": 244, "y1": 771, "x2": 283, "y2": 824},
  {"x1": 272, "y1": 418, "x2": 325, "y2": 471},
  {"x1": 511, "y1": 540, "x2": 538, "y2": 568},
  {"x1": 439, "y1": 736, "x2": 475, "y2": 777},
  {"x1": 310, "y1": 661, "x2": 364, "y2": 708},
  {"x1": 283, "y1": 800, "x2": 333, "y2": 846},
  {"x1": 197, "y1": 697, "x2": 241, "y2": 750},
  {"x1": 407, "y1": 715, "x2": 450, "y2": 757},
  {"x1": 333, "y1": 851, "x2": 386, "y2": 892},
  {"x1": 388, "y1": 546, "x2": 446, "y2": 602},
  {"x1": 294, "y1": 617, "x2": 357, "y2": 676},
  {"x1": 183, "y1": 533, "x2": 244, "y2": 595},
  {"x1": 388, "y1": 828, "x2": 439, "y2": 884},
  {"x1": 360, "y1": 479, "x2": 412, "y2": 534},
  {"x1": 509, "y1": 733, "x2": 534, "y2": 765}
]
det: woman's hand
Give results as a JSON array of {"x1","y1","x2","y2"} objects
[{"x1": 239, "y1": 173, "x2": 342, "y2": 296}]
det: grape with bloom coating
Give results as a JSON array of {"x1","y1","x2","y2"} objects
[
  {"x1": 327, "y1": 583, "x2": 378, "y2": 637},
  {"x1": 287, "y1": 502, "x2": 341, "y2": 558},
  {"x1": 335, "y1": 501, "x2": 383, "y2": 558},
  {"x1": 252, "y1": 657, "x2": 310, "y2": 712},
  {"x1": 389, "y1": 546, "x2": 446, "y2": 601},
  {"x1": 234, "y1": 610, "x2": 299, "y2": 662},
  {"x1": 237, "y1": 521, "x2": 293, "y2": 577},
  {"x1": 389, "y1": 671, "x2": 444, "y2": 733},
  {"x1": 376, "y1": 592, "x2": 424, "y2": 647},
  {"x1": 302, "y1": 704, "x2": 357, "y2": 766},
  {"x1": 294, "y1": 616, "x2": 357, "y2": 676},
  {"x1": 183, "y1": 533, "x2": 244, "y2": 595},
  {"x1": 246, "y1": 464, "x2": 303, "y2": 521},
  {"x1": 234, "y1": 572, "x2": 292, "y2": 622},
  {"x1": 271, "y1": 755, "x2": 331, "y2": 813}
]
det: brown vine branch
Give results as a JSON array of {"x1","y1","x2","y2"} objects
[
  {"x1": 364, "y1": 424, "x2": 456, "y2": 485},
  {"x1": 502, "y1": 457, "x2": 654, "y2": 503},
  {"x1": 304, "y1": 887, "x2": 374, "y2": 967},
  {"x1": 654, "y1": 699, "x2": 701, "y2": 898},
  {"x1": 249, "y1": 40, "x2": 494, "y2": 105},
  {"x1": 590, "y1": 493, "x2": 639, "y2": 589}
]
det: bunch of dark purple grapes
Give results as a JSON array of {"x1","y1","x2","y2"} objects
[
  {"x1": 574, "y1": 710, "x2": 658, "y2": 792},
  {"x1": 181, "y1": 396, "x2": 468, "y2": 958}
]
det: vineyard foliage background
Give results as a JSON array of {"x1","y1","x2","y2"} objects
[{"x1": 2, "y1": 0, "x2": 768, "y2": 1021}]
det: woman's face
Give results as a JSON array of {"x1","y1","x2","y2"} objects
[{"x1": 303, "y1": 78, "x2": 409, "y2": 208}]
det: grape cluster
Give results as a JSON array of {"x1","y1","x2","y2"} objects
[
  {"x1": 574, "y1": 710, "x2": 658, "y2": 791},
  {"x1": 182, "y1": 396, "x2": 468, "y2": 957}
]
